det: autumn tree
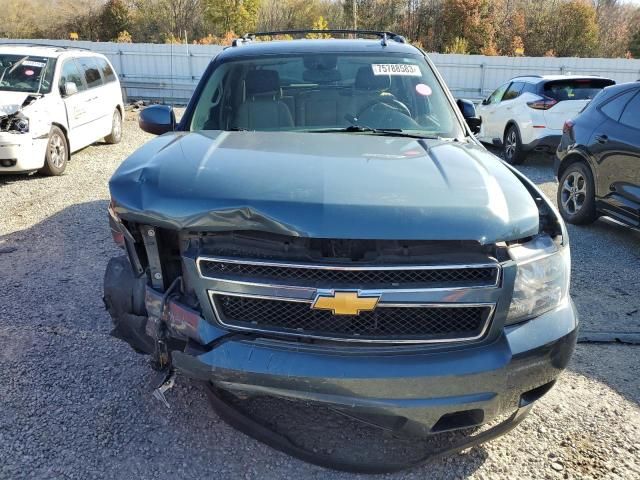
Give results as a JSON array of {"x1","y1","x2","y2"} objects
[
  {"x1": 204, "y1": 0, "x2": 261, "y2": 36},
  {"x1": 440, "y1": 0, "x2": 497, "y2": 54}
]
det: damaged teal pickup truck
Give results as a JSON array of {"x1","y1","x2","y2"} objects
[{"x1": 104, "y1": 31, "x2": 578, "y2": 472}]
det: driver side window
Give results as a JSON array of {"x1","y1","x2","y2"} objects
[
  {"x1": 59, "y1": 60, "x2": 86, "y2": 96},
  {"x1": 487, "y1": 83, "x2": 510, "y2": 105}
]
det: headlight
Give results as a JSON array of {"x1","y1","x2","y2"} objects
[
  {"x1": 12, "y1": 117, "x2": 29, "y2": 133},
  {"x1": 506, "y1": 235, "x2": 570, "y2": 324},
  {"x1": 1, "y1": 114, "x2": 29, "y2": 134}
]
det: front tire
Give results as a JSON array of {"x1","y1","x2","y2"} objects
[
  {"x1": 39, "y1": 126, "x2": 68, "y2": 176},
  {"x1": 503, "y1": 125, "x2": 526, "y2": 165},
  {"x1": 557, "y1": 161, "x2": 597, "y2": 225},
  {"x1": 105, "y1": 109, "x2": 123, "y2": 144}
]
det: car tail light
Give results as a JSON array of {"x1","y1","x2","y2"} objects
[
  {"x1": 527, "y1": 96, "x2": 558, "y2": 110},
  {"x1": 562, "y1": 120, "x2": 574, "y2": 135}
]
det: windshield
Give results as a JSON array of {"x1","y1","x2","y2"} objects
[
  {"x1": 0, "y1": 54, "x2": 56, "y2": 93},
  {"x1": 190, "y1": 52, "x2": 464, "y2": 138}
]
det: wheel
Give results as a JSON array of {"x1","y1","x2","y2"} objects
[
  {"x1": 105, "y1": 109, "x2": 123, "y2": 144},
  {"x1": 39, "y1": 126, "x2": 68, "y2": 176},
  {"x1": 503, "y1": 125, "x2": 526, "y2": 165},
  {"x1": 557, "y1": 162, "x2": 597, "y2": 225}
]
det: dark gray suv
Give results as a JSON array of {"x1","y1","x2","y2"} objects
[{"x1": 104, "y1": 31, "x2": 578, "y2": 470}]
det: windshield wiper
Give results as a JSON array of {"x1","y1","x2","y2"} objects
[{"x1": 306, "y1": 125, "x2": 441, "y2": 139}]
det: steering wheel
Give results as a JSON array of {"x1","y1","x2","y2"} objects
[{"x1": 356, "y1": 97, "x2": 412, "y2": 119}]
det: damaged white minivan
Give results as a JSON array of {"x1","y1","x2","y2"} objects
[{"x1": 0, "y1": 44, "x2": 124, "y2": 175}]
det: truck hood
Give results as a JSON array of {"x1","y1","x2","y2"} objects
[
  {"x1": 109, "y1": 131, "x2": 540, "y2": 243},
  {"x1": 0, "y1": 91, "x2": 31, "y2": 116}
]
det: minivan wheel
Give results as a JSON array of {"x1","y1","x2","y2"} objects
[
  {"x1": 105, "y1": 109, "x2": 123, "y2": 144},
  {"x1": 557, "y1": 162, "x2": 597, "y2": 225},
  {"x1": 39, "y1": 126, "x2": 68, "y2": 176},
  {"x1": 503, "y1": 125, "x2": 526, "y2": 165}
]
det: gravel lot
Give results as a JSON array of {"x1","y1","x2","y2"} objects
[{"x1": 0, "y1": 112, "x2": 638, "y2": 479}]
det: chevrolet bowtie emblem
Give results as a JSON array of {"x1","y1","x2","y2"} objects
[{"x1": 311, "y1": 292, "x2": 380, "y2": 316}]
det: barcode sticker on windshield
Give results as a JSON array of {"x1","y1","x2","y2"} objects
[
  {"x1": 22, "y1": 60, "x2": 46, "y2": 68},
  {"x1": 371, "y1": 64, "x2": 421, "y2": 76}
]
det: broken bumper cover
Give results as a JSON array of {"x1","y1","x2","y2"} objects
[
  {"x1": 170, "y1": 297, "x2": 578, "y2": 436},
  {"x1": 0, "y1": 132, "x2": 47, "y2": 172}
]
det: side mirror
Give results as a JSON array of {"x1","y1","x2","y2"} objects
[
  {"x1": 481, "y1": 98, "x2": 489, "y2": 106},
  {"x1": 139, "y1": 105, "x2": 176, "y2": 135},
  {"x1": 64, "y1": 82, "x2": 78, "y2": 96},
  {"x1": 457, "y1": 99, "x2": 482, "y2": 135}
]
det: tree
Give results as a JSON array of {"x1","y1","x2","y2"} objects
[
  {"x1": 100, "y1": 0, "x2": 131, "y2": 41},
  {"x1": 204, "y1": 0, "x2": 261, "y2": 36},
  {"x1": 444, "y1": 37, "x2": 469, "y2": 54},
  {"x1": 307, "y1": 16, "x2": 331, "y2": 38},
  {"x1": 553, "y1": 0, "x2": 599, "y2": 57},
  {"x1": 440, "y1": 0, "x2": 497, "y2": 54},
  {"x1": 629, "y1": 30, "x2": 640, "y2": 58}
]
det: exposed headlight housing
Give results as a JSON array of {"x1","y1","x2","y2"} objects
[
  {"x1": 506, "y1": 235, "x2": 570, "y2": 324},
  {"x1": 0, "y1": 114, "x2": 29, "y2": 134}
]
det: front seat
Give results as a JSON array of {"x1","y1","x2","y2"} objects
[
  {"x1": 351, "y1": 66, "x2": 393, "y2": 115},
  {"x1": 232, "y1": 70, "x2": 294, "y2": 130}
]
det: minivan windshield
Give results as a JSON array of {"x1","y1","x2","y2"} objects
[
  {"x1": 190, "y1": 52, "x2": 464, "y2": 139},
  {"x1": 0, "y1": 54, "x2": 56, "y2": 93}
]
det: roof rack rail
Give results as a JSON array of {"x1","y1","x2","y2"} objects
[
  {"x1": 510, "y1": 75, "x2": 543, "y2": 79},
  {"x1": 232, "y1": 30, "x2": 406, "y2": 47},
  {"x1": 0, "y1": 42, "x2": 90, "y2": 52}
]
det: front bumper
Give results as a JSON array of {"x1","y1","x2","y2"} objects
[
  {"x1": 0, "y1": 132, "x2": 47, "y2": 173},
  {"x1": 172, "y1": 298, "x2": 578, "y2": 436}
]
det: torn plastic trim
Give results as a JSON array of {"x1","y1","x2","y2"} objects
[
  {"x1": 0, "y1": 94, "x2": 41, "y2": 134},
  {"x1": 204, "y1": 382, "x2": 533, "y2": 474},
  {"x1": 503, "y1": 162, "x2": 567, "y2": 245},
  {"x1": 145, "y1": 285, "x2": 228, "y2": 345},
  {"x1": 108, "y1": 203, "x2": 144, "y2": 276}
]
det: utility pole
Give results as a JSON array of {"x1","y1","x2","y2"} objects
[{"x1": 352, "y1": 0, "x2": 357, "y2": 31}]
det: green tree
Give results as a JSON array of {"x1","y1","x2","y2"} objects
[
  {"x1": 204, "y1": 0, "x2": 261, "y2": 36},
  {"x1": 100, "y1": 0, "x2": 131, "y2": 41},
  {"x1": 629, "y1": 30, "x2": 640, "y2": 58},
  {"x1": 553, "y1": 0, "x2": 599, "y2": 57}
]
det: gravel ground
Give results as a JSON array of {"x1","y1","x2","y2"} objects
[{"x1": 0, "y1": 113, "x2": 638, "y2": 479}]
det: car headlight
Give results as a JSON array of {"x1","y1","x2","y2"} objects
[
  {"x1": 506, "y1": 235, "x2": 570, "y2": 324},
  {"x1": 2, "y1": 114, "x2": 29, "y2": 134},
  {"x1": 12, "y1": 117, "x2": 29, "y2": 133}
]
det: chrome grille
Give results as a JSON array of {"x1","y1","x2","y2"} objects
[
  {"x1": 211, "y1": 294, "x2": 491, "y2": 343},
  {"x1": 198, "y1": 257, "x2": 499, "y2": 288}
]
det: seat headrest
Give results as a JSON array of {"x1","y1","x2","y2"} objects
[
  {"x1": 245, "y1": 70, "x2": 280, "y2": 96},
  {"x1": 302, "y1": 69, "x2": 341, "y2": 84},
  {"x1": 355, "y1": 66, "x2": 391, "y2": 91}
]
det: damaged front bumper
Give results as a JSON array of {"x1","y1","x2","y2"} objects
[
  {"x1": 0, "y1": 131, "x2": 47, "y2": 172},
  {"x1": 105, "y1": 253, "x2": 578, "y2": 438},
  {"x1": 172, "y1": 299, "x2": 577, "y2": 436}
]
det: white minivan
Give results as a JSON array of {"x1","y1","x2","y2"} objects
[{"x1": 0, "y1": 44, "x2": 124, "y2": 175}]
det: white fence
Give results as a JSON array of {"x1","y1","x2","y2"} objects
[{"x1": 3, "y1": 38, "x2": 640, "y2": 103}]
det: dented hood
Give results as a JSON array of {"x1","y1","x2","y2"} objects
[
  {"x1": 109, "y1": 131, "x2": 540, "y2": 243},
  {"x1": 0, "y1": 91, "x2": 31, "y2": 116}
]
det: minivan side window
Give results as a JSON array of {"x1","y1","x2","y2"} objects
[
  {"x1": 619, "y1": 91, "x2": 640, "y2": 129},
  {"x1": 59, "y1": 59, "x2": 87, "y2": 96},
  {"x1": 96, "y1": 57, "x2": 117, "y2": 83},
  {"x1": 78, "y1": 57, "x2": 103, "y2": 89},
  {"x1": 599, "y1": 89, "x2": 637, "y2": 121}
]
